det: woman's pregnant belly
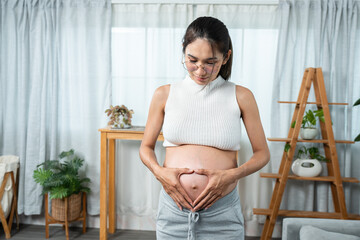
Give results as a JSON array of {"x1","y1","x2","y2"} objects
[
  {"x1": 164, "y1": 145, "x2": 238, "y2": 203},
  {"x1": 179, "y1": 173, "x2": 209, "y2": 202}
]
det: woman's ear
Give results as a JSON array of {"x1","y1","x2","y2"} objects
[{"x1": 222, "y1": 50, "x2": 232, "y2": 65}]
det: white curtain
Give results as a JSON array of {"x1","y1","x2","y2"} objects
[
  {"x1": 112, "y1": 3, "x2": 279, "y2": 236},
  {"x1": 271, "y1": 0, "x2": 360, "y2": 221},
  {"x1": 0, "y1": 0, "x2": 111, "y2": 215}
]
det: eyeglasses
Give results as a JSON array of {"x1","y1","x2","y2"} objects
[{"x1": 182, "y1": 60, "x2": 219, "y2": 74}]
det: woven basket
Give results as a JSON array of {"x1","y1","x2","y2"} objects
[{"x1": 51, "y1": 192, "x2": 82, "y2": 221}]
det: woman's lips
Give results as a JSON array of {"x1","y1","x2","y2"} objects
[{"x1": 195, "y1": 76, "x2": 208, "y2": 82}]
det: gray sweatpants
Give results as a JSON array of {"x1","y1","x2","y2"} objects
[{"x1": 156, "y1": 187, "x2": 244, "y2": 240}]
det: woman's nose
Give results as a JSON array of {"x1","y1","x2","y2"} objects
[{"x1": 195, "y1": 65, "x2": 207, "y2": 75}]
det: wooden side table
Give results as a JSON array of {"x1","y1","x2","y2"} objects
[
  {"x1": 98, "y1": 126, "x2": 163, "y2": 240},
  {"x1": 45, "y1": 192, "x2": 87, "y2": 240}
]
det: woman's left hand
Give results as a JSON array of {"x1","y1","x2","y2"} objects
[{"x1": 192, "y1": 168, "x2": 237, "y2": 211}]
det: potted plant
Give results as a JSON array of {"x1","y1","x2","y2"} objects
[
  {"x1": 292, "y1": 109, "x2": 325, "y2": 140},
  {"x1": 354, "y1": 98, "x2": 360, "y2": 142},
  {"x1": 291, "y1": 146, "x2": 328, "y2": 177},
  {"x1": 33, "y1": 149, "x2": 91, "y2": 221},
  {"x1": 105, "y1": 105, "x2": 134, "y2": 129}
]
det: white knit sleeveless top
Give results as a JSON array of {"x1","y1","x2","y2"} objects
[{"x1": 162, "y1": 75, "x2": 241, "y2": 151}]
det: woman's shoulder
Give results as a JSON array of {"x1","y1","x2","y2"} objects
[
  {"x1": 234, "y1": 84, "x2": 258, "y2": 112},
  {"x1": 235, "y1": 85, "x2": 255, "y2": 101},
  {"x1": 155, "y1": 84, "x2": 170, "y2": 95},
  {"x1": 152, "y1": 84, "x2": 170, "y2": 107}
]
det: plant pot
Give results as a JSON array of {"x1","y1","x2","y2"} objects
[
  {"x1": 300, "y1": 128, "x2": 318, "y2": 140},
  {"x1": 291, "y1": 159, "x2": 322, "y2": 177},
  {"x1": 112, "y1": 116, "x2": 131, "y2": 129},
  {"x1": 51, "y1": 192, "x2": 82, "y2": 221}
]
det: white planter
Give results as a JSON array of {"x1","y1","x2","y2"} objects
[
  {"x1": 291, "y1": 158, "x2": 322, "y2": 177},
  {"x1": 300, "y1": 128, "x2": 318, "y2": 140},
  {"x1": 112, "y1": 116, "x2": 131, "y2": 129}
]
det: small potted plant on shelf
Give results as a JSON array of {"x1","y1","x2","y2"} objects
[
  {"x1": 291, "y1": 146, "x2": 328, "y2": 177},
  {"x1": 292, "y1": 109, "x2": 325, "y2": 140},
  {"x1": 33, "y1": 149, "x2": 91, "y2": 221},
  {"x1": 354, "y1": 98, "x2": 360, "y2": 142},
  {"x1": 105, "y1": 105, "x2": 134, "y2": 129}
]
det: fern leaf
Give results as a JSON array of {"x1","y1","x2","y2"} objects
[
  {"x1": 33, "y1": 169, "x2": 53, "y2": 185},
  {"x1": 80, "y1": 187, "x2": 91, "y2": 193},
  {"x1": 36, "y1": 160, "x2": 60, "y2": 170},
  {"x1": 66, "y1": 157, "x2": 84, "y2": 173},
  {"x1": 59, "y1": 149, "x2": 75, "y2": 159},
  {"x1": 49, "y1": 186, "x2": 69, "y2": 199},
  {"x1": 80, "y1": 177, "x2": 91, "y2": 184}
]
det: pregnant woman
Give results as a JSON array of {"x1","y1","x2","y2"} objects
[{"x1": 139, "y1": 16, "x2": 270, "y2": 240}]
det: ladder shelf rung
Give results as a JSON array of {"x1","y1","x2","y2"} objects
[
  {"x1": 278, "y1": 101, "x2": 348, "y2": 105},
  {"x1": 260, "y1": 173, "x2": 360, "y2": 183},
  {"x1": 267, "y1": 138, "x2": 355, "y2": 144},
  {"x1": 253, "y1": 208, "x2": 360, "y2": 220}
]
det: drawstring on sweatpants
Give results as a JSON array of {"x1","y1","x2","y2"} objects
[{"x1": 188, "y1": 211, "x2": 200, "y2": 240}]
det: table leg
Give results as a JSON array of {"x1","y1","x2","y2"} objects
[
  {"x1": 45, "y1": 194, "x2": 49, "y2": 239},
  {"x1": 100, "y1": 132, "x2": 108, "y2": 240},
  {"x1": 108, "y1": 139, "x2": 116, "y2": 233},
  {"x1": 65, "y1": 198, "x2": 69, "y2": 240}
]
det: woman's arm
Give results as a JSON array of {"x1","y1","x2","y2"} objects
[
  {"x1": 230, "y1": 85, "x2": 270, "y2": 178},
  {"x1": 193, "y1": 85, "x2": 270, "y2": 210},
  {"x1": 139, "y1": 85, "x2": 194, "y2": 210}
]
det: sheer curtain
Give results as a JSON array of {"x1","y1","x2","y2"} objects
[
  {"x1": 271, "y1": 0, "x2": 360, "y2": 224},
  {"x1": 0, "y1": 0, "x2": 111, "y2": 215},
  {"x1": 111, "y1": 3, "x2": 279, "y2": 235}
]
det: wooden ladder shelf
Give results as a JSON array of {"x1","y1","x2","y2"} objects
[{"x1": 253, "y1": 68, "x2": 360, "y2": 240}]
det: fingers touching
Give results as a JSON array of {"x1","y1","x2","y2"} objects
[{"x1": 160, "y1": 167, "x2": 194, "y2": 211}]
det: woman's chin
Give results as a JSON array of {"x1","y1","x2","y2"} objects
[{"x1": 191, "y1": 75, "x2": 209, "y2": 85}]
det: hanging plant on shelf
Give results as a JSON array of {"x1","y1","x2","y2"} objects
[{"x1": 105, "y1": 105, "x2": 134, "y2": 129}]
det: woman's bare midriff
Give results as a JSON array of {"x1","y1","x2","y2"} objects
[{"x1": 164, "y1": 145, "x2": 238, "y2": 204}]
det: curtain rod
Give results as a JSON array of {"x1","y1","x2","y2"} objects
[{"x1": 111, "y1": 0, "x2": 279, "y2": 4}]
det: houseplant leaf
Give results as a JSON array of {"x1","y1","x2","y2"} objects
[
  {"x1": 354, "y1": 98, "x2": 359, "y2": 141},
  {"x1": 59, "y1": 149, "x2": 75, "y2": 159},
  {"x1": 284, "y1": 143, "x2": 291, "y2": 152},
  {"x1": 305, "y1": 110, "x2": 316, "y2": 126},
  {"x1": 314, "y1": 109, "x2": 325, "y2": 123},
  {"x1": 355, "y1": 133, "x2": 360, "y2": 142},
  {"x1": 353, "y1": 98, "x2": 360, "y2": 107},
  {"x1": 33, "y1": 169, "x2": 53, "y2": 185}
]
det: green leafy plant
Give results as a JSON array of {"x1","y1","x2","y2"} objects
[
  {"x1": 33, "y1": 149, "x2": 91, "y2": 199},
  {"x1": 354, "y1": 98, "x2": 360, "y2": 142},
  {"x1": 105, "y1": 105, "x2": 134, "y2": 128},
  {"x1": 284, "y1": 143, "x2": 291, "y2": 152},
  {"x1": 292, "y1": 109, "x2": 325, "y2": 129},
  {"x1": 296, "y1": 146, "x2": 328, "y2": 162}
]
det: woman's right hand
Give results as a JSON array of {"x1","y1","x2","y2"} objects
[{"x1": 155, "y1": 166, "x2": 194, "y2": 211}]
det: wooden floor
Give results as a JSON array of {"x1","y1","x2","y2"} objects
[{"x1": 0, "y1": 224, "x2": 279, "y2": 240}]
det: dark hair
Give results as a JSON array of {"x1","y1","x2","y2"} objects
[{"x1": 182, "y1": 16, "x2": 233, "y2": 80}]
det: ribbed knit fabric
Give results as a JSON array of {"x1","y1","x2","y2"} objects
[{"x1": 162, "y1": 75, "x2": 241, "y2": 151}]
